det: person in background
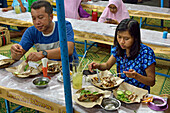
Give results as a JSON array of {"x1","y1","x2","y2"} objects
[
  {"x1": 64, "y1": 0, "x2": 91, "y2": 20},
  {"x1": 88, "y1": 19, "x2": 156, "y2": 92},
  {"x1": 98, "y1": 0, "x2": 129, "y2": 24},
  {"x1": 10, "y1": 0, "x2": 78, "y2": 62},
  {"x1": 0, "y1": 0, "x2": 8, "y2": 8},
  {"x1": 2, "y1": 0, "x2": 28, "y2": 38},
  {"x1": 79, "y1": 0, "x2": 92, "y2": 20},
  {"x1": 2, "y1": 0, "x2": 28, "y2": 12}
]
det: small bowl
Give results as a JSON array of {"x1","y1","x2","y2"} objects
[
  {"x1": 32, "y1": 77, "x2": 50, "y2": 88},
  {"x1": 100, "y1": 98, "x2": 121, "y2": 111},
  {"x1": 148, "y1": 97, "x2": 168, "y2": 111},
  {"x1": 149, "y1": 97, "x2": 167, "y2": 107}
]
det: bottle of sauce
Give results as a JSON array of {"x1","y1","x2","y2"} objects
[{"x1": 92, "y1": 8, "x2": 98, "y2": 22}]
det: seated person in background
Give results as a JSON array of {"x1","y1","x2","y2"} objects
[
  {"x1": 98, "y1": 0, "x2": 129, "y2": 24},
  {"x1": 88, "y1": 19, "x2": 156, "y2": 92},
  {"x1": 0, "y1": 0, "x2": 8, "y2": 8},
  {"x1": 2, "y1": 0, "x2": 28, "y2": 38},
  {"x1": 10, "y1": 0, "x2": 78, "y2": 62},
  {"x1": 79, "y1": 0, "x2": 92, "y2": 20},
  {"x1": 64, "y1": 0, "x2": 91, "y2": 20},
  {"x1": 2, "y1": 0, "x2": 28, "y2": 12}
]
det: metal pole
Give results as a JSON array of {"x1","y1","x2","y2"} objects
[{"x1": 55, "y1": 0, "x2": 73, "y2": 113}]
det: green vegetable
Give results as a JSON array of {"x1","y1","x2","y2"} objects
[
  {"x1": 125, "y1": 90, "x2": 132, "y2": 95},
  {"x1": 24, "y1": 64, "x2": 29, "y2": 71},
  {"x1": 116, "y1": 90, "x2": 131, "y2": 102},
  {"x1": 117, "y1": 90, "x2": 124, "y2": 95},
  {"x1": 92, "y1": 92, "x2": 98, "y2": 95},
  {"x1": 35, "y1": 81, "x2": 48, "y2": 85},
  {"x1": 80, "y1": 89, "x2": 98, "y2": 96}
]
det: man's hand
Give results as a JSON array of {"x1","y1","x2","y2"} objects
[
  {"x1": 26, "y1": 52, "x2": 44, "y2": 62},
  {"x1": 11, "y1": 44, "x2": 23, "y2": 55}
]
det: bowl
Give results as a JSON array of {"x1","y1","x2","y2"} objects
[
  {"x1": 100, "y1": 98, "x2": 121, "y2": 111},
  {"x1": 149, "y1": 97, "x2": 167, "y2": 107},
  {"x1": 32, "y1": 77, "x2": 50, "y2": 88}
]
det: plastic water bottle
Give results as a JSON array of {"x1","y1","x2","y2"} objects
[{"x1": 92, "y1": 9, "x2": 98, "y2": 22}]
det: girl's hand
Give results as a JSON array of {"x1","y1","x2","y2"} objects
[
  {"x1": 123, "y1": 69, "x2": 137, "y2": 78},
  {"x1": 88, "y1": 62, "x2": 99, "y2": 72}
]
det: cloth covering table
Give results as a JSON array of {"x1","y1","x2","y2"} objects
[{"x1": 0, "y1": 55, "x2": 167, "y2": 113}]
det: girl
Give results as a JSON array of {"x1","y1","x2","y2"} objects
[
  {"x1": 88, "y1": 19, "x2": 156, "y2": 92},
  {"x1": 98, "y1": 0, "x2": 129, "y2": 24}
]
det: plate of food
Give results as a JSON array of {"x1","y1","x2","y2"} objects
[
  {"x1": 89, "y1": 71, "x2": 124, "y2": 89},
  {"x1": 113, "y1": 82, "x2": 148, "y2": 103},
  {"x1": 38, "y1": 60, "x2": 61, "y2": 74},
  {"x1": 6, "y1": 61, "x2": 41, "y2": 78},
  {"x1": 72, "y1": 86, "x2": 111, "y2": 108},
  {"x1": 0, "y1": 59, "x2": 15, "y2": 68}
]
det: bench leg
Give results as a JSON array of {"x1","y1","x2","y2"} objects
[
  {"x1": 140, "y1": 17, "x2": 143, "y2": 28},
  {"x1": 5, "y1": 99, "x2": 10, "y2": 113}
]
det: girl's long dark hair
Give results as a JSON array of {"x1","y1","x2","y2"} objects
[{"x1": 114, "y1": 19, "x2": 141, "y2": 59}]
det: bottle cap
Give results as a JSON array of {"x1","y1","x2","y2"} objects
[
  {"x1": 162, "y1": 31, "x2": 168, "y2": 39},
  {"x1": 93, "y1": 9, "x2": 97, "y2": 12}
]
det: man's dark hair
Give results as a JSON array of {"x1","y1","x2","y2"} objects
[
  {"x1": 31, "y1": 0, "x2": 53, "y2": 15},
  {"x1": 114, "y1": 18, "x2": 141, "y2": 59}
]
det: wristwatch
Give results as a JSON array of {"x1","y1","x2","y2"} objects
[{"x1": 42, "y1": 50, "x2": 48, "y2": 58}]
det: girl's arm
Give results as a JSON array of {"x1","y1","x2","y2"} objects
[
  {"x1": 124, "y1": 63, "x2": 155, "y2": 86},
  {"x1": 18, "y1": 0, "x2": 26, "y2": 12}
]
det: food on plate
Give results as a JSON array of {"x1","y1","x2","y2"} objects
[
  {"x1": 116, "y1": 90, "x2": 138, "y2": 102},
  {"x1": 91, "y1": 76, "x2": 117, "y2": 88},
  {"x1": 24, "y1": 63, "x2": 29, "y2": 71},
  {"x1": 0, "y1": 59, "x2": 15, "y2": 68},
  {"x1": 76, "y1": 88, "x2": 104, "y2": 102},
  {"x1": 6, "y1": 61, "x2": 41, "y2": 78},
  {"x1": 142, "y1": 96, "x2": 153, "y2": 102},
  {"x1": 38, "y1": 61, "x2": 61, "y2": 74},
  {"x1": 0, "y1": 60, "x2": 10, "y2": 65}
]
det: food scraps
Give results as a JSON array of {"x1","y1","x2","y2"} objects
[{"x1": 77, "y1": 88, "x2": 104, "y2": 102}]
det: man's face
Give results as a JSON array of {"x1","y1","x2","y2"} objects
[{"x1": 31, "y1": 7, "x2": 53, "y2": 33}]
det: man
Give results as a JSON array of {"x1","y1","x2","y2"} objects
[{"x1": 11, "y1": 0, "x2": 78, "y2": 62}]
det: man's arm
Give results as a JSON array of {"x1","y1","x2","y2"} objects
[{"x1": 26, "y1": 41, "x2": 74, "y2": 62}]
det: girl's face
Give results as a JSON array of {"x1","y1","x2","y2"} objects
[
  {"x1": 108, "y1": 4, "x2": 117, "y2": 13},
  {"x1": 117, "y1": 30, "x2": 134, "y2": 50}
]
